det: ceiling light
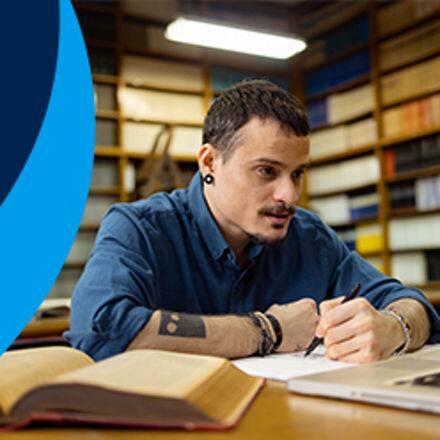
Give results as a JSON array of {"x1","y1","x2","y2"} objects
[{"x1": 165, "y1": 17, "x2": 306, "y2": 60}]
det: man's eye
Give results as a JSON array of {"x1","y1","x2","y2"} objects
[
  {"x1": 257, "y1": 167, "x2": 276, "y2": 177},
  {"x1": 292, "y1": 169, "x2": 305, "y2": 179}
]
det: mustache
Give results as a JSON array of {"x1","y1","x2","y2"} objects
[{"x1": 259, "y1": 203, "x2": 296, "y2": 216}]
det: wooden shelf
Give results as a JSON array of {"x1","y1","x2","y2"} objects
[
  {"x1": 93, "y1": 73, "x2": 118, "y2": 85},
  {"x1": 386, "y1": 166, "x2": 440, "y2": 184},
  {"x1": 123, "y1": 79, "x2": 204, "y2": 96},
  {"x1": 389, "y1": 207, "x2": 440, "y2": 218},
  {"x1": 124, "y1": 150, "x2": 197, "y2": 163},
  {"x1": 305, "y1": 42, "x2": 369, "y2": 73},
  {"x1": 308, "y1": 182, "x2": 377, "y2": 199},
  {"x1": 89, "y1": 186, "x2": 120, "y2": 196},
  {"x1": 380, "y1": 125, "x2": 440, "y2": 149},
  {"x1": 63, "y1": 262, "x2": 86, "y2": 269},
  {"x1": 311, "y1": 111, "x2": 373, "y2": 132},
  {"x1": 330, "y1": 216, "x2": 379, "y2": 229},
  {"x1": 305, "y1": 74, "x2": 370, "y2": 102},
  {"x1": 96, "y1": 109, "x2": 119, "y2": 120},
  {"x1": 79, "y1": 224, "x2": 100, "y2": 231},
  {"x1": 124, "y1": 46, "x2": 202, "y2": 65},
  {"x1": 123, "y1": 116, "x2": 203, "y2": 128},
  {"x1": 95, "y1": 146, "x2": 122, "y2": 157},
  {"x1": 310, "y1": 143, "x2": 376, "y2": 166}
]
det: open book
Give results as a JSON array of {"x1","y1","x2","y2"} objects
[{"x1": 0, "y1": 347, "x2": 264, "y2": 430}]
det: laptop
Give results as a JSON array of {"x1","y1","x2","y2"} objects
[{"x1": 288, "y1": 345, "x2": 440, "y2": 413}]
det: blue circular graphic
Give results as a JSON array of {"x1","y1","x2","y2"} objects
[{"x1": 0, "y1": 0, "x2": 95, "y2": 353}]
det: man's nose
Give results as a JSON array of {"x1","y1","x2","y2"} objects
[{"x1": 273, "y1": 178, "x2": 299, "y2": 206}]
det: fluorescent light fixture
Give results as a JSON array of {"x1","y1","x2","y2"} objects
[{"x1": 165, "y1": 17, "x2": 306, "y2": 60}]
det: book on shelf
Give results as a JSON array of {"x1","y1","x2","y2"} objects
[
  {"x1": 415, "y1": 176, "x2": 440, "y2": 211},
  {"x1": 66, "y1": 231, "x2": 96, "y2": 264},
  {"x1": 121, "y1": 55, "x2": 204, "y2": 91},
  {"x1": 308, "y1": 84, "x2": 374, "y2": 128},
  {"x1": 392, "y1": 252, "x2": 428, "y2": 285},
  {"x1": 122, "y1": 122, "x2": 202, "y2": 158},
  {"x1": 307, "y1": 154, "x2": 379, "y2": 196},
  {"x1": 119, "y1": 86, "x2": 205, "y2": 124},
  {"x1": 328, "y1": 84, "x2": 373, "y2": 124},
  {"x1": 91, "y1": 158, "x2": 119, "y2": 188},
  {"x1": 389, "y1": 181, "x2": 416, "y2": 210},
  {"x1": 349, "y1": 192, "x2": 379, "y2": 221},
  {"x1": 385, "y1": 133, "x2": 440, "y2": 177},
  {"x1": 382, "y1": 93, "x2": 440, "y2": 138},
  {"x1": 333, "y1": 223, "x2": 382, "y2": 256},
  {"x1": 89, "y1": 49, "x2": 117, "y2": 76},
  {"x1": 381, "y1": 56, "x2": 440, "y2": 106},
  {"x1": 376, "y1": 0, "x2": 440, "y2": 39},
  {"x1": 305, "y1": 48, "x2": 370, "y2": 96},
  {"x1": 96, "y1": 119, "x2": 117, "y2": 146},
  {"x1": 427, "y1": 250, "x2": 440, "y2": 281},
  {"x1": 94, "y1": 83, "x2": 116, "y2": 111},
  {"x1": 0, "y1": 347, "x2": 263, "y2": 430},
  {"x1": 308, "y1": 191, "x2": 378, "y2": 226},
  {"x1": 355, "y1": 223, "x2": 383, "y2": 254},
  {"x1": 82, "y1": 195, "x2": 117, "y2": 225},
  {"x1": 309, "y1": 117, "x2": 376, "y2": 160},
  {"x1": 392, "y1": 250, "x2": 440, "y2": 285},
  {"x1": 389, "y1": 213, "x2": 440, "y2": 250},
  {"x1": 379, "y1": 18, "x2": 440, "y2": 73}
]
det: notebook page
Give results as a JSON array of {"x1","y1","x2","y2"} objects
[{"x1": 232, "y1": 346, "x2": 353, "y2": 382}]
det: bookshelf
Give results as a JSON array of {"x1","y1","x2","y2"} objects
[
  {"x1": 48, "y1": 1, "x2": 440, "y2": 306},
  {"x1": 300, "y1": 1, "x2": 440, "y2": 304}
]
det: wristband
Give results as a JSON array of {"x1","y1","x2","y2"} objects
[
  {"x1": 265, "y1": 313, "x2": 283, "y2": 351},
  {"x1": 381, "y1": 309, "x2": 411, "y2": 355},
  {"x1": 248, "y1": 312, "x2": 275, "y2": 356}
]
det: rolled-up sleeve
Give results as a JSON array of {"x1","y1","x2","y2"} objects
[
  {"x1": 322, "y1": 222, "x2": 440, "y2": 344},
  {"x1": 65, "y1": 205, "x2": 159, "y2": 360}
]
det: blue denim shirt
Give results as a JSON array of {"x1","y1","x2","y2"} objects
[{"x1": 66, "y1": 172, "x2": 440, "y2": 360}]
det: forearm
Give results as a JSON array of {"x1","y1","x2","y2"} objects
[
  {"x1": 385, "y1": 298, "x2": 431, "y2": 351},
  {"x1": 127, "y1": 310, "x2": 260, "y2": 359}
]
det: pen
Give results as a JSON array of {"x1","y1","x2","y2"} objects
[{"x1": 304, "y1": 283, "x2": 362, "y2": 358}]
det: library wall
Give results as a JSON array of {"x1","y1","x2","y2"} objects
[{"x1": 49, "y1": 1, "x2": 440, "y2": 307}]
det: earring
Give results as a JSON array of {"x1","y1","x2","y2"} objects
[{"x1": 203, "y1": 174, "x2": 214, "y2": 184}]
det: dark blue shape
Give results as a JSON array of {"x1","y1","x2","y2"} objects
[{"x1": 0, "y1": 1, "x2": 59, "y2": 205}]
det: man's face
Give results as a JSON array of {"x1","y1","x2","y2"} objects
[{"x1": 205, "y1": 117, "x2": 310, "y2": 248}]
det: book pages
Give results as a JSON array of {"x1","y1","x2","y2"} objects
[{"x1": 0, "y1": 347, "x2": 93, "y2": 415}]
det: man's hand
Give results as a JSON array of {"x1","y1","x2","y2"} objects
[
  {"x1": 316, "y1": 297, "x2": 406, "y2": 363},
  {"x1": 266, "y1": 298, "x2": 319, "y2": 353}
]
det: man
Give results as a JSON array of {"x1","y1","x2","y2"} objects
[{"x1": 67, "y1": 80, "x2": 440, "y2": 363}]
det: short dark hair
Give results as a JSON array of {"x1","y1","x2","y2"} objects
[{"x1": 202, "y1": 79, "x2": 310, "y2": 161}]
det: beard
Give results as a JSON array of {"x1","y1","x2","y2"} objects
[{"x1": 247, "y1": 231, "x2": 287, "y2": 248}]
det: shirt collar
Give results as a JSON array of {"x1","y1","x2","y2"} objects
[{"x1": 187, "y1": 172, "x2": 264, "y2": 262}]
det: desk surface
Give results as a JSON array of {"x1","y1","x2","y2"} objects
[{"x1": 2, "y1": 381, "x2": 440, "y2": 440}]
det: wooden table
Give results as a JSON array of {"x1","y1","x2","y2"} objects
[{"x1": 2, "y1": 381, "x2": 440, "y2": 440}]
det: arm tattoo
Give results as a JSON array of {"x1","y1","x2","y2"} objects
[{"x1": 159, "y1": 311, "x2": 207, "y2": 338}]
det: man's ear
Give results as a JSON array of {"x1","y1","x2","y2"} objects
[{"x1": 197, "y1": 143, "x2": 219, "y2": 176}]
